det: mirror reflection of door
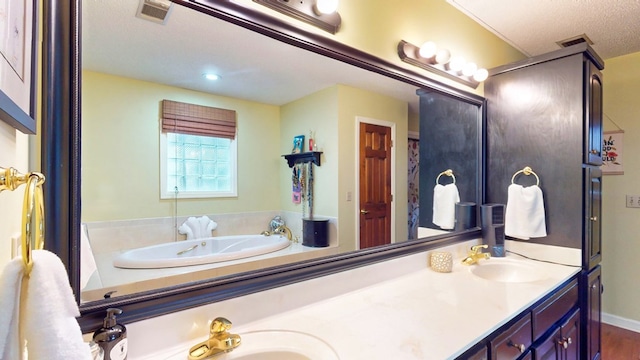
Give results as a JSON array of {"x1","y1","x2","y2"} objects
[{"x1": 359, "y1": 121, "x2": 392, "y2": 249}]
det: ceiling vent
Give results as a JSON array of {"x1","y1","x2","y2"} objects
[
  {"x1": 136, "y1": 0, "x2": 173, "y2": 24},
  {"x1": 556, "y1": 34, "x2": 594, "y2": 48}
]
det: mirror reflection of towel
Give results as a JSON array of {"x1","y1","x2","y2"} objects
[
  {"x1": 432, "y1": 184, "x2": 460, "y2": 230},
  {"x1": 505, "y1": 184, "x2": 547, "y2": 240}
]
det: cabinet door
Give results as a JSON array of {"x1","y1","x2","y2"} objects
[
  {"x1": 584, "y1": 167, "x2": 602, "y2": 269},
  {"x1": 585, "y1": 266, "x2": 602, "y2": 360},
  {"x1": 585, "y1": 60, "x2": 603, "y2": 166},
  {"x1": 532, "y1": 327, "x2": 561, "y2": 360},
  {"x1": 560, "y1": 309, "x2": 580, "y2": 360}
]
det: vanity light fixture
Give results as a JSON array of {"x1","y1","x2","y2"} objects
[
  {"x1": 397, "y1": 40, "x2": 488, "y2": 88},
  {"x1": 253, "y1": 0, "x2": 342, "y2": 34}
]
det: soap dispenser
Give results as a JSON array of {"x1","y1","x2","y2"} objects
[{"x1": 93, "y1": 308, "x2": 128, "y2": 360}]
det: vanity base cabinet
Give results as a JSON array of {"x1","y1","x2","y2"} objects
[{"x1": 455, "y1": 278, "x2": 579, "y2": 360}]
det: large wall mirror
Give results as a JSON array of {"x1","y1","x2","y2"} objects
[{"x1": 42, "y1": 0, "x2": 485, "y2": 330}]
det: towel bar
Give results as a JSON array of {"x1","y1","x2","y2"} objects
[
  {"x1": 511, "y1": 166, "x2": 540, "y2": 186},
  {"x1": 1, "y1": 166, "x2": 45, "y2": 275},
  {"x1": 435, "y1": 169, "x2": 456, "y2": 185}
]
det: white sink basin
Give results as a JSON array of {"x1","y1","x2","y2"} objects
[
  {"x1": 163, "y1": 330, "x2": 339, "y2": 360},
  {"x1": 469, "y1": 258, "x2": 547, "y2": 283}
]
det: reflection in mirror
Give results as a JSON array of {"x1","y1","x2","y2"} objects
[{"x1": 78, "y1": 0, "x2": 483, "y2": 304}]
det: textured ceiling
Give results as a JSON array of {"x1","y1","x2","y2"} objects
[{"x1": 447, "y1": 0, "x2": 640, "y2": 59}]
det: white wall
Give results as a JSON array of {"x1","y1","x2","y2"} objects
[{"x1": 601, "y1": 51, "x2": 640, "y2": 329}]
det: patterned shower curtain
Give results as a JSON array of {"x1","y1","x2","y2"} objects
[{"x1": 408, "y1": 138, "x2": 419, "y2": 239}]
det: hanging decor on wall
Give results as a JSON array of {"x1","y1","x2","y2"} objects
[{"x1": 602, "y1": 130, "x2": 624, "y2": 175}]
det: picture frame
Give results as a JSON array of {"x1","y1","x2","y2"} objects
[
  {"x1": 292, "y1": 134, "x2": 305, "y2": 153},
  {"x1": 0, "y1": 0, "x2": 39, "y2": 134},
  {"x1": 602, "y1": 130, "x2": 624, "y2": 175}
]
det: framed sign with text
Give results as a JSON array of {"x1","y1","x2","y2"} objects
[{"x1": 602, "y1": 130, "x2": 624, "y2": 175}]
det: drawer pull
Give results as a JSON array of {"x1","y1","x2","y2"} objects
[
  {"x1": 558, "y1": 337, "x2": 572, "y2": 349},
  {"x1": 508, "y1": 340, "x2": 526, "y2": 353}
]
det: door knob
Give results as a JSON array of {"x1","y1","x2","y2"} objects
[
  {"x1": 590, "y1": 216, "x2": 598, "y2": 221},
  {"x1": 591, "y1": 149, "x2": 598, "y2": 154},
  {"x1": 360, "y1": 209, "x2": 369, "y2": 215}
]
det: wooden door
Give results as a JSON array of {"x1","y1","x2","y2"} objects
[{"x1": 359, "y1": 122, "x2": 392, "y2": 249}]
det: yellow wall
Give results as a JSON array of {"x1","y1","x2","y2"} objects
[
  {"x1": 82, "y1": 71, "x2": 281, "y2": 221},
  {"x1": 602, "y1": 51, "x2": 640, "y2": 324},
  {"x1": 337, "y1": 84, "x2": 409, "y2": 251},
  {"x1": 280, "y1": 86, "x2": 339, "y2": 218}
]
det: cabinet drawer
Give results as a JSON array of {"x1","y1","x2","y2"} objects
[
  {"x1": 531, "y1": 279, "x2": 578, "y2": 340},
  {"x1": 491, "y1": 313, "x2": 532, "y2": 360}
]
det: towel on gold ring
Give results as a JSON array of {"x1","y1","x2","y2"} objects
[
  {"x1": 432, "y1": 183, "x2": 460, "y2": 230},
  {"x1": 505, "y1": 184, "x2": 547, "y2": 240},
  {"x1": 0, "y1": 250, "x2": 91, "y2": 360}
]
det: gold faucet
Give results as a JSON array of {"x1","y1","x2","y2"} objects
[
  {"x1": 461, "y1": 244, "x2": 491, "y2": 265},
  {"x1": 188, "y1": 317, "x2": 241, "y2": 360},
  {"x1": 274, "y1": 225, "x2": 293, "y2": 241}
]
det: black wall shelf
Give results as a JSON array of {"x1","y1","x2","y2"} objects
[{"x1": 282, "y1": 151, "x2": 323, "y2": 167}]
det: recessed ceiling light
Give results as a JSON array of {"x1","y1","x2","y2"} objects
[{"x1": 203, "y1": 73, "x2": 219, "y2": 81}]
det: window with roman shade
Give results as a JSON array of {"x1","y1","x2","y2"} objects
[{"x1": 159, "y1": 100, "x2": 238, "y2": 199}]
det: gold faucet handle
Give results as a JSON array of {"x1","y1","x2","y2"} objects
[
  {"x1": 210, "y1": 317, "x2": 233, "y2": 335},
  {"x1": 469, "y1": 244, "x2": 488, "y2": 254}
]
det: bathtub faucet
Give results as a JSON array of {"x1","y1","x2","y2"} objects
[{"x1": 274, "y1": 225, "x2": 292, "y2": 241}]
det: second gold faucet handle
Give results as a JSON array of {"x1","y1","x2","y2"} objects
[
  {"x1": 470, "y1": 244, "x2": 488, "y2": 253},
  {"x1": 210, "y1": 317, "x2": 233, "y2": 335}
]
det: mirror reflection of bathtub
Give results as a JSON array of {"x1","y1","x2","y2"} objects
[
  {"x1": 80, "y1": 213, "x2": 339, "y2": 302},
  {"x1": 113, "y1": 234, "x2": 291, "y2": 269}
]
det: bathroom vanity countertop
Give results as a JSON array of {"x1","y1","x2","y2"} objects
[{"x1": 128, "y1": 240, "x2": 581, "y2": 360}]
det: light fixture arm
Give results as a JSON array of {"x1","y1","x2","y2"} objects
[
  {"x1": 253, "y1": 0, "x2": 341, "y2": 34},
  {"x1": 398, "y1": 40, "x2": 482, "y2": 89}
]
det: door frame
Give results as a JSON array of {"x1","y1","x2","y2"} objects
[{"x1": 355, "y1": 116, "x2": 396, "y2": 250}]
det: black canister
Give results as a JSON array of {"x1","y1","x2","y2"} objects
[
  {"x1": 302, "y1": 218, "x2": 329, "y2": 247},
  {"x1": 454, "y1": 202, "x2": 477, "y2": 231},
  {"x1": 481, "y1": 203, "x2": 506, "y2": 257}
]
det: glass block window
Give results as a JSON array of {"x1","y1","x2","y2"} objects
[{"x1": 160, "y1": 132, "x2": 237, "y2": 199}]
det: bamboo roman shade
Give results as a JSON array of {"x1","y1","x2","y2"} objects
[{"x1": 161, "y1": 99, "x2": 237, "y2": 139}]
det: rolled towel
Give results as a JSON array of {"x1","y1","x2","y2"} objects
[
  {"x1": 505, "y1": 184, "x2": 547, "y2": 240},
  {"x1": 432, "y1": 183, "x2": 460, "y2": 230},
  {"x1": 179, "y1": 216, "x2": 218, "y2": 240}
]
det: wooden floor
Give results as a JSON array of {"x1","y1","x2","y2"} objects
[{"x1": 602, "y1": 323, "x2": 640, "y2": 359}]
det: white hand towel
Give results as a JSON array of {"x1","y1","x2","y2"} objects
[
  {"x1": 432, "y1": 183, "x2": 460, "y2": 230},
  {"x1": 0, "y1": 250, "x2": 92, "y2": 360},
  {"x1": 179, "y1": 216, "x2": 218, "y2": 240},
  {"x1": 0, "y1": 256, "x2": 24, "y2": 360},
  {"x1": 505, "y1": 184, "x2": 547, "y2": 240}
]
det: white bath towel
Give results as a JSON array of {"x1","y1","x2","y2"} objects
[
  {"x1": 505, "y1": 184, "x2": 547, "y2": 240},
  {"x1": 178, "y1": 215, "x2": 218, "y2": 240},
  {"x1": 432, "y1": 183, "x2": 460, "y2": 230},
  {"x1": 0, "y1": 250, "x2": 91, "y2": 360}
]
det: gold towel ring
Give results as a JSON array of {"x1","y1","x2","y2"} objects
[
  {"x1": 511, "y1": 166, "x2": 540, "y2": 186},
  {"x1": 22, "y1": 173, "x2": 45, "y2": 275},
  {"x1": 435, "y1": 169, "x2": 456, "y2": 185},
  {"x1": 1, "y1": 167, "x2": 45, "y2": 275}
]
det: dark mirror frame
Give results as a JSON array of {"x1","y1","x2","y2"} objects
[{"x1": 41, "y1": 0, "x2": 486, "y2": 332}]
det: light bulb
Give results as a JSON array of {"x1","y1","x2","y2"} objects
[
  {"x1": 473, "y1": 68, "x2": 489, "y2": 82},
  {"x1": 315, "y1": 0, "x2": 339, "y2": 14},
  {"x1": 203, "y1": 73, "x2": 219, "y2": 81},
  {"x1": 435, "y1": 49, "x2": 451, "y2": 64},
  {"x1": 448, "y1": 56, "x2": 465, "y2": 73},
  {"x1": 462, "y1": 62, "x2": 477, "y2": 77},
  {"x1": 418, "y1": 41, "x2": 437, "y2": 59}
]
